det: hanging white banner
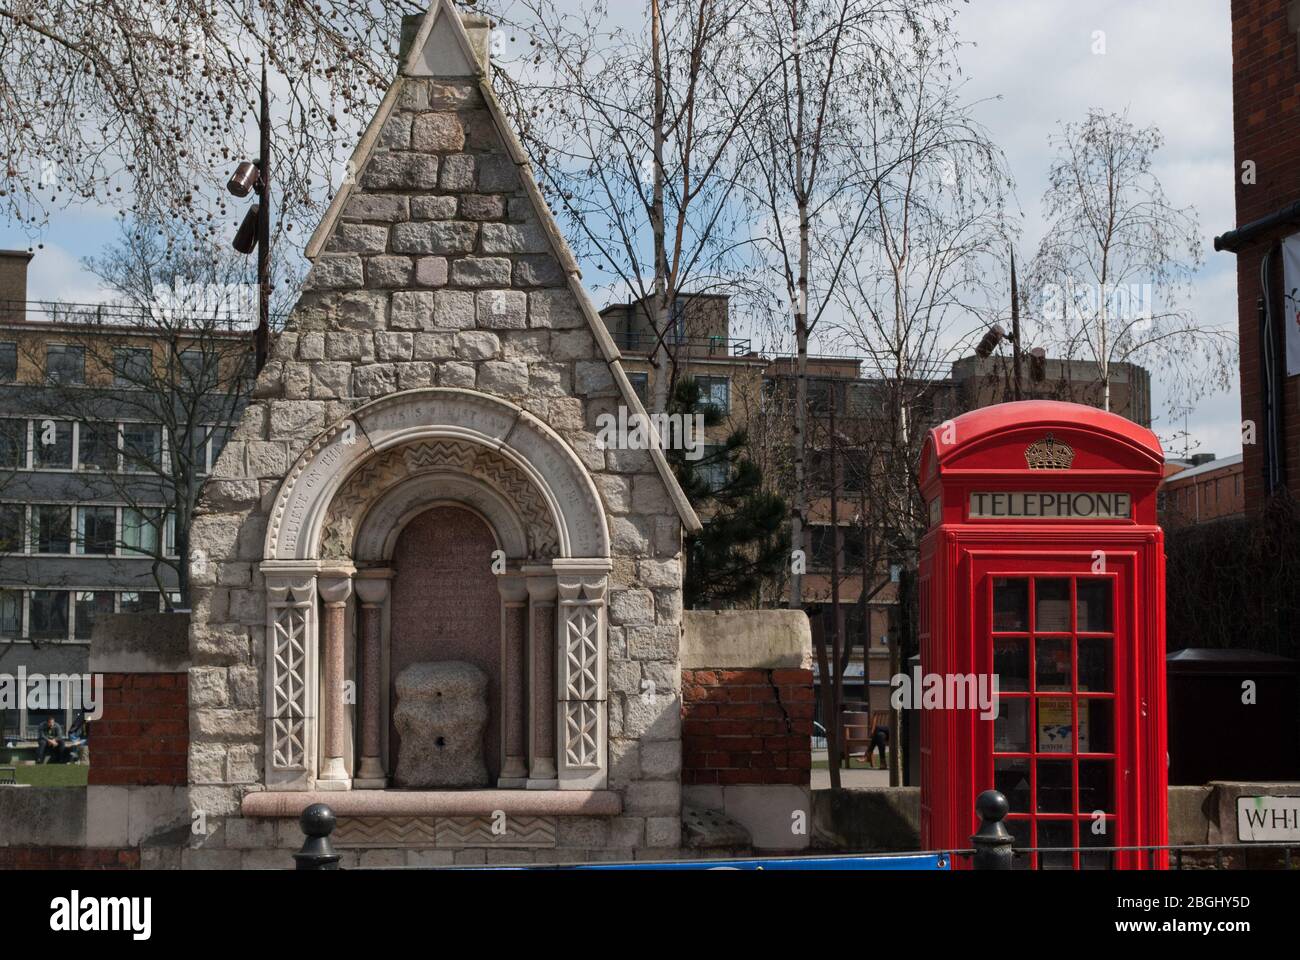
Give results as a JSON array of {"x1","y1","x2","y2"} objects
[{"x1": 1280, "y1": 233, "x2": 1300, "y2": 376}]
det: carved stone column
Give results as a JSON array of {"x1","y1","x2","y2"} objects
[
  {"x1": 354, "y1": 571, "x2": 391, "y2": 789},
  {"x1": 317, "y1": 574, "x2": 353, "y2": 791},
  {"x1": 555, "y1": 560, "x2": 611, "y2": 790},
  {"x1": 261, "y1": 563, "x2": 319, "y2": 791},
  {"x1": 498, "y1": 572, "x2": 529, "y2": 788},
  {"x1": 524, "y1": 567, "x2": 558, "y2": 789}
]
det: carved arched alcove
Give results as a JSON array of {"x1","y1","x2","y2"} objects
[{"x1": 259, "y1": 389, "x2": 611, "y2": 793}]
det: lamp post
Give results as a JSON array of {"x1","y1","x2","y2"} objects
[{"x1": 228, "y1": 60, "x2": 272, "y2": 373}]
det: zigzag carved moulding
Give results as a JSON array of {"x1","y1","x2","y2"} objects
[
  {"x1": 332, "y1": 816, "x2": 558, "y2": 848},
  {"x1": 319, "y1": 438, "x2": 561, "y2": 559}
]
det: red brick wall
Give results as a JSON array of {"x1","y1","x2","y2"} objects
[
  {"x1": 0, "y1": 848, "x2": 139, "y2": 869},
  {"x1": 87, "y1": 673, "x2": 189, "y2": 786},
  {"x1": 680, "y1": 668, "x2": 813, "y2": 785},
  {"x1": 1230, "y1": 0, "x2": 1300, "y2": 509}
]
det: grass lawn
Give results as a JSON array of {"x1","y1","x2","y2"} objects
[{"x1": 11, "y1": 764, "x2": 89, "y2": 787}]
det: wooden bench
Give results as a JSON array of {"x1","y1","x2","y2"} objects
[{"x1": 0, "y1": 767, "x2": 16, "y2": 785}]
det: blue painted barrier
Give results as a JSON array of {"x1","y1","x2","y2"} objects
[{"x1": 560, "y1": 852, "x2": 952, "y2": 870}]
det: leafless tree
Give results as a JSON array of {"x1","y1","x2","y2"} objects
[
  {"x1": 1026, "y1": 108, "x2": 1233, "y2": 413},
  {"x1": 488, "y1": 0, "x2": 771, "y2": 411},
  {"x1": 731, "y1": 0, "x2": 960, "y2": 620},
  {"x1": 0, "y1": 0, "x2": 429, "y2": 269},
  {"x1": 827, "y1": 38, "x2": 1012, "y2": 782},
  {"x1": 16, "y1": 219, "x2": 283, "y2": 606}
]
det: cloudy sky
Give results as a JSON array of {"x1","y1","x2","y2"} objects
[{"x1": 0, "y1": 0, "x2": 1239, "y2": 457}]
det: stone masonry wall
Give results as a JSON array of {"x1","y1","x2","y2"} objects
[{"x1": 186, "y1": 68, "x2": 686, "y2": 865}]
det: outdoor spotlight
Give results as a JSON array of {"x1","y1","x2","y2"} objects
[
  {"x1": 227, "y1": 160, "x2": 260, "y2": 197},
  {"x1": 974, "y1": 323, "x2": 1006, "y2": 359},
  {"x1": 1028, "y1": 346, "x2": 1047, "y2": 382},
  {"x1": 232, "y1": 204, "x2": 261, "y2": 254}
]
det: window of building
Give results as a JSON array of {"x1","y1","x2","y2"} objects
[
  {"x1": 698, "y1": 442, "x2": 729, "y2": 492},
  {"x1": 33, "y1": 505, "x2": 71, "y2": 554},
  {"x1": 77, "y1": 420, "x2": 118, "y2": 472},
  {"x1": 119, "y1": 591, "x2": 160, "y2": 614},
  {"x1": 164, "y1": 511, "x2": 177, "y2": 556},
  {"x1": 179, "y1": 348, "x2": 205, "y2": 384},
  {"x1": 0, "y1": 590, "x2": 21, "y2": 638},
  {"x1": 45, "y1": 344, "x2": 85, "y2": 385},
  {"x1": 810, "y1": 525, "x2": 837, "y2": 568},
  {"x1": 77, "y1": 506, "x2": 117, "y2": 555},
  {"x1": 74, "y1": 591, "x2": 115, "y2": 641},
  {"x1": 122, "y1": 507, "x2": 161, "y2": 556},
  {"x1": 113, "y1": 347, "x2": 152, "y2": 388},
  {"x1": 0, "y1": 341, "x2": 16, "y2": 382},
  {"x1": 0, "y1": 504, "x2": 23, "y2": 553},
  {"x1": 0, "y1": 419, "x2": 25, "y2": 468},
  {"x1": 695, "y1": 376, "x2": 730, "y2": 414},
  {"x1": 121, "y1": 422, "x2": 163, "y2": 473},
  {"x1": 627, "y1": 372, "x2": 649, "y2": 406},
  {"x1": 30, "y1": 590, "x2": 70, "y2": 640},
  {"x1": 32, "y1": 419, "x2": 73, "y2": 469}
]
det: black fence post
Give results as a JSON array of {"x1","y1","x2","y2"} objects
[
  {"x1": 971, "y1": 790, "x2": 1014, "y2": 870},
  {"x1": 294, "y1": 803, "x2": 341, "y2": 871}
]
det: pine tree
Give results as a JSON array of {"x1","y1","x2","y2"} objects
[{"x1": 666, "y1": 378, "x2": 788, "y2": 608}]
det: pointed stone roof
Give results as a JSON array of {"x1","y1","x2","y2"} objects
[{"x1": 304, "y1": 0, "x2": 700, "y2": 533}]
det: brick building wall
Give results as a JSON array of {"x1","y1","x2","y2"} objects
[
  {"x1": 88, "y1": 673, "x2": 189, "y2": 787},
  {"x1": 680, "y1": 668, "x2": 814, "y2": 786},
  {"x1": 1229, "y1": 0, "x2": 1300, "y2": 508}
]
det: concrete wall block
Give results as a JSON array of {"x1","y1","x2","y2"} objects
[
  {"x1": 375, "y1": 331, "x2": 415, "y2": 361},
  {"x1": 327, "y1": 222, "x2": 388, "y2": 254},
  {"x1": 439, "y1": 154, "x2": 476, "y2": 191},
  {"x1": 410, "y1": 196, "x2": 458, "y2": 220},
  {"x1": 413, "y1": 332, "x2": 457, "y2": 360},
  {"x1": 367, "y1": 255, "x2": 415, "y2": 288},
  {"x1": 452, "y1": 257, "x2": 511, "y2": 287},
  {"x1": 476, "y1": 360, "x2": 529, "y2": 396},
  {"x1": 628, "y1": 623, "x2": 680, "y2": 661},
  {"x1": 608, "y1": 588, "x2": 654, "y2": 626},
  {"x1": 436, "y1": 361, "x2": 477, "y2": 388},
  {"x1": 415, "y1": 256, "x2": 449, "y2": 286},
  {"x1": 626, "y1": 780, "x2": 681, "y2": 817},
  {"x1": 475, "y1": 289, "x2": 527, "y2": 327},
  {"x1": 343, "y1": 194, "x2": 409, "y2": 223},
  {"x1": 480, "y1": 221, "x2": 549, "y2": 254},
  {"x1": 360, "y1": 152, "x2": 439, "y2": 190},
  {"x1": 454, "y1": 330, "x2": 500, "y2": 360},
  {"x1": 412, "y1": 112, "x2": 465, "y2": 152}
]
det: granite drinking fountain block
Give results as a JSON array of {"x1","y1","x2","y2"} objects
[{"x1": 393, "y1": 660, "x2": 490, "y2": 788}]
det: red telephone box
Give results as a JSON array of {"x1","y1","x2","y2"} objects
[{"x1": 917, "y1": 401, "x2": 1167, "y2": 869}]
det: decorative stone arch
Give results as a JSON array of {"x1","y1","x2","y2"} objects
[
  {"x1": 265, "y1": 387, "x2": 608, "y2": 562},
  {"x1": 259, "y1": 388, "x2": 611, "y2": 793}
]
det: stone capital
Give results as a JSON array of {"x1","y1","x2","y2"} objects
[
  {"x1": 523, "y1": 565, "x2": 558, "y2": 604},
  {"x1": 497, "y1": 572, "x2": 528, "y2": 605},
  {"x1": 318, "y1": 576, "x2": 354, "y2": 606},
  {"x1": 355, "y1": 569, "x2": 393, "y2": 606}
]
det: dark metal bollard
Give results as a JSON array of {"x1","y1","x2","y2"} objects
[
  {"x1": 294, "y1": 803, "x2": 341, "y2": 870},
  {"x1": 970, "y1": 790, "x2": 1014, "y2": 870}
]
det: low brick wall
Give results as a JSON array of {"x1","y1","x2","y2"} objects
[
  {"x1": 88, "y1": 673, "x2": 189, "y2": 787},
  {"x1": 681, "y1": 668, "x2": 814, "y2": 786},
  {"x1": 0, "y1": 848, "x2": 141, "y2": 869}
]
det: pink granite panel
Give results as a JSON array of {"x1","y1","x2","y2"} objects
[{"x1": 390, "y1": 506, "x2": 502, "y2": 778}]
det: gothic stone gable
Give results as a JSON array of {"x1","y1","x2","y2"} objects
[{"x1": 185, "y1": 1, "x2": 689, "y2": 862}]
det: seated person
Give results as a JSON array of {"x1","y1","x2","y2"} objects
[
  {"x1": 35, "y1": 716, "x2": 64, "y2": 764},
  {"x1": 63, "y1": 714, "x2": 87, "y2": 763}
]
